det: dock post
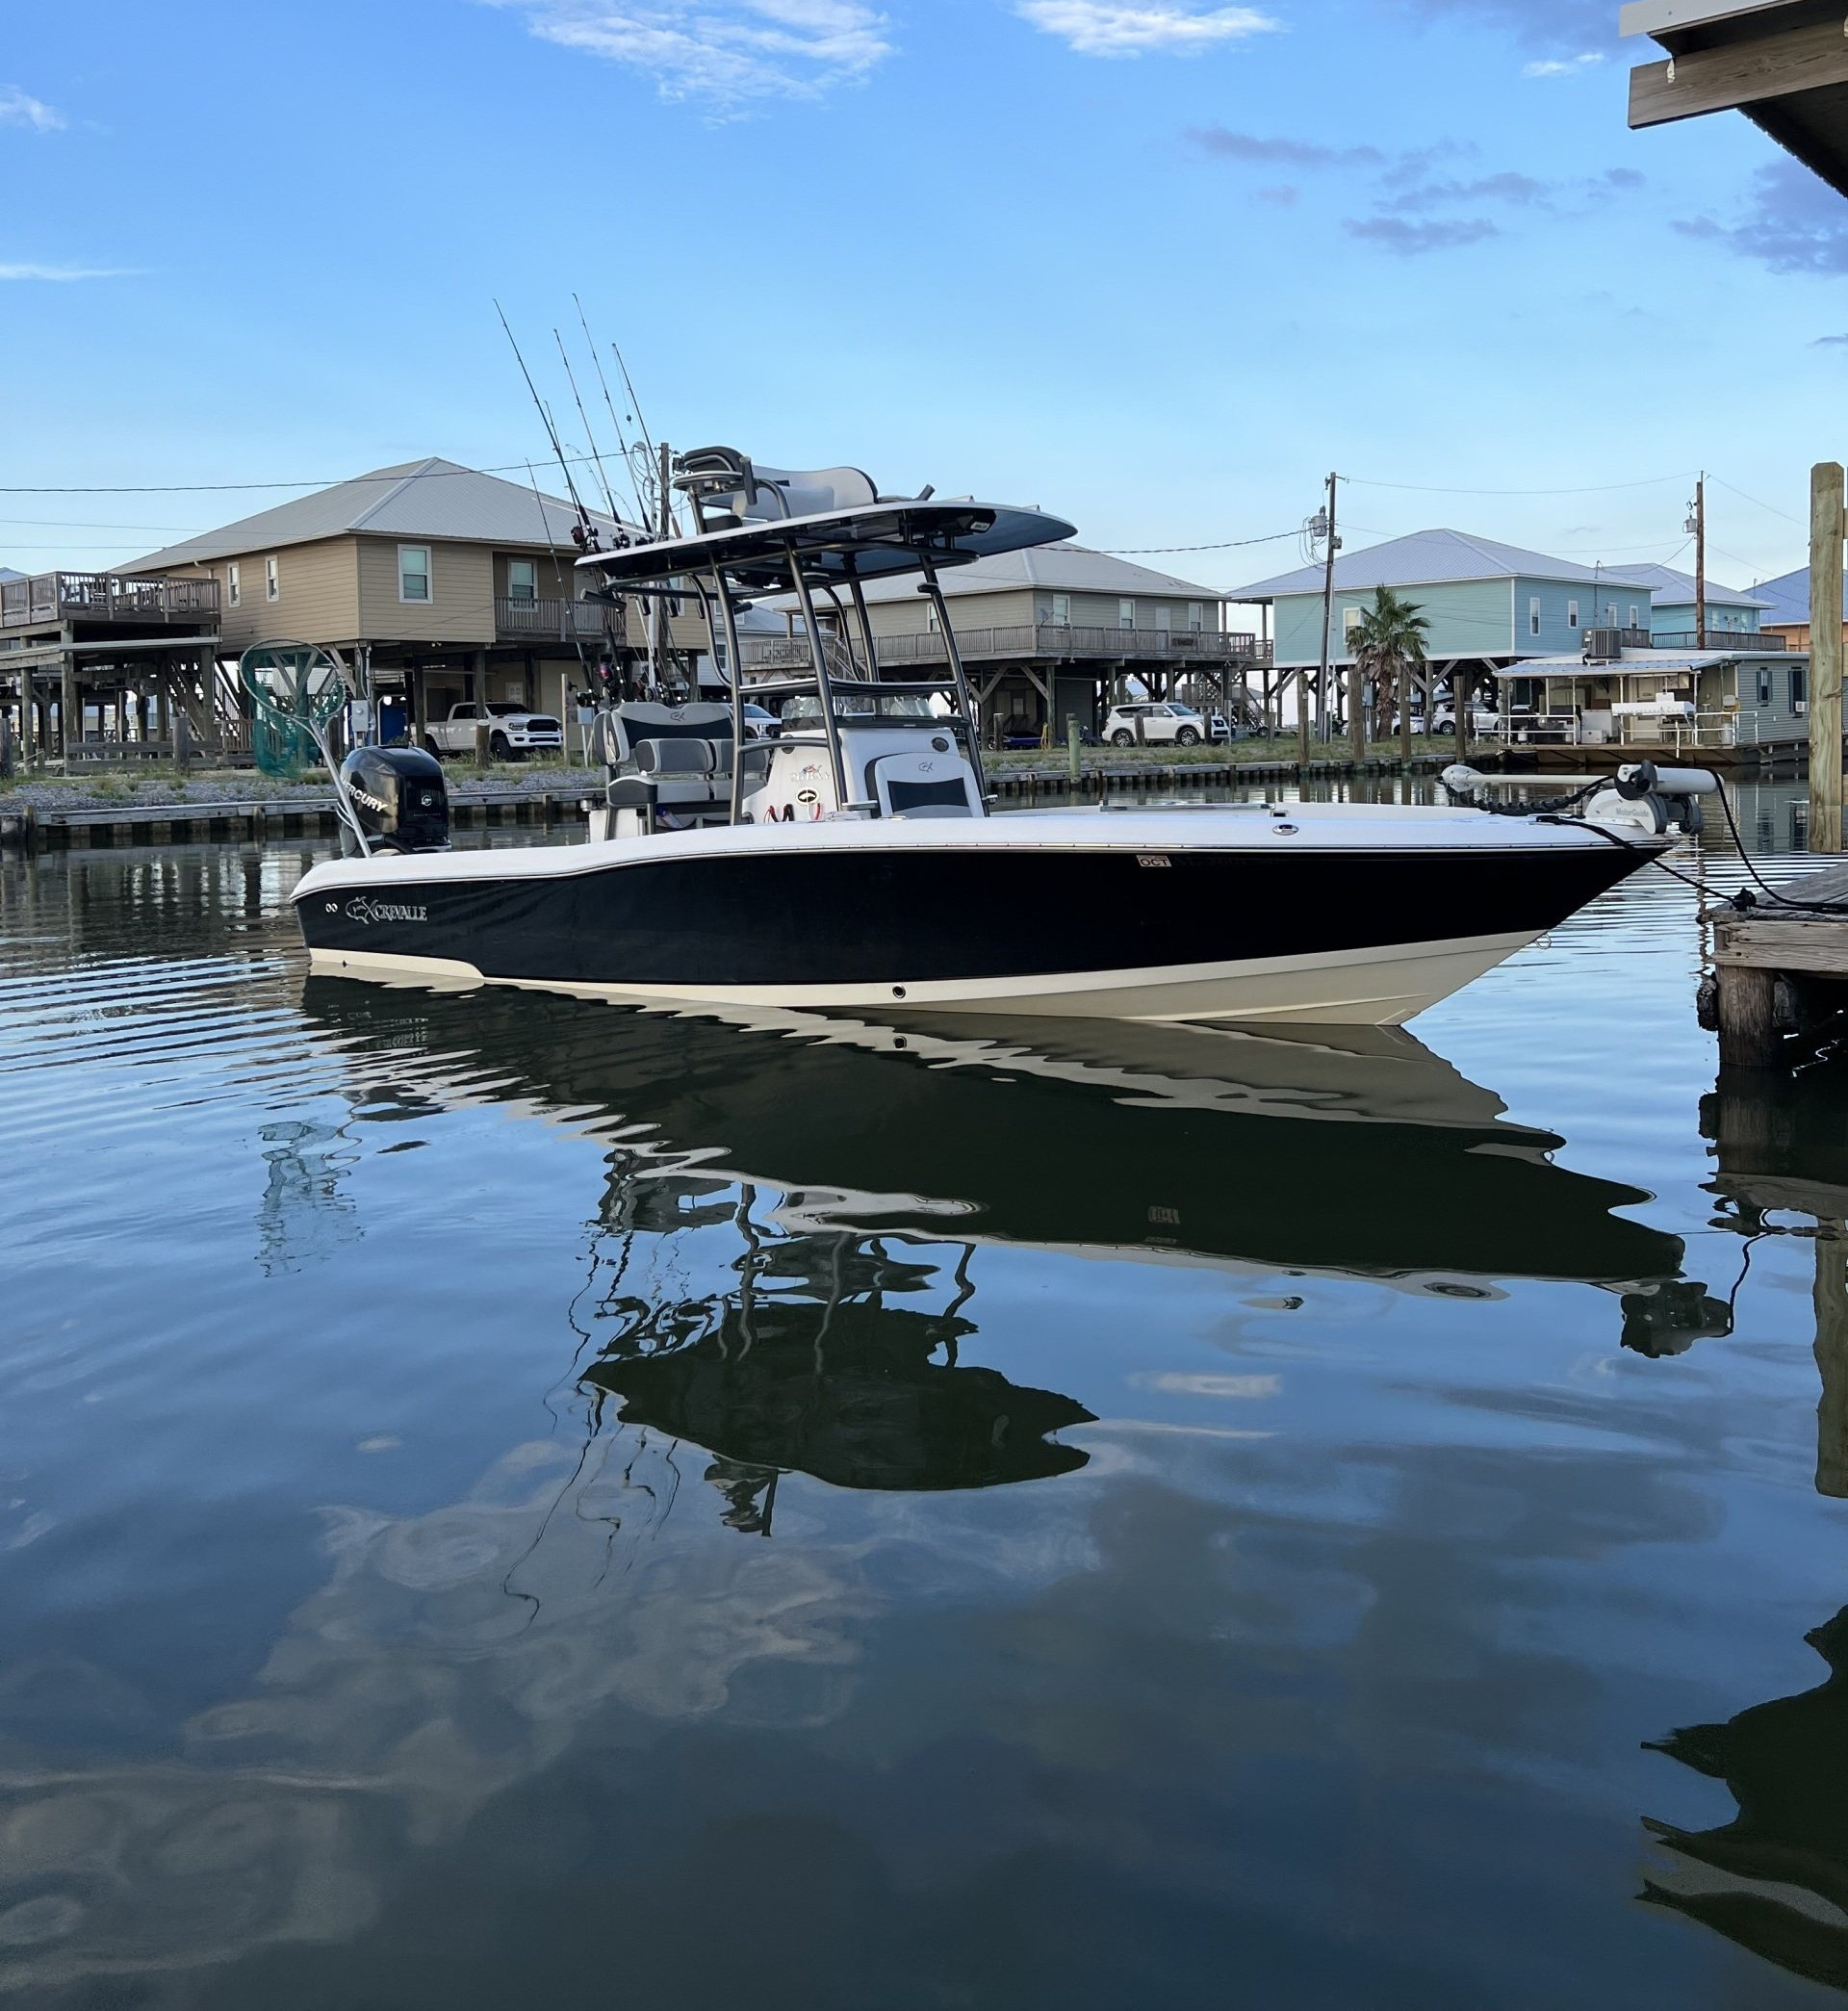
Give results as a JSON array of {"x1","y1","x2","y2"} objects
[
  {"x1": 1815, "y1": 1224, "x2": 1848, "y2": 1499},
  {"x1": 1811, "y1": 461, "x2": 1845, "y2": 853},
  {"x1": 1716, "y1": 962, "x2": 1781, "y2": 1069},
  {"x1": 1066, "y1": 716, "x2": 1080, "y2": 786}
]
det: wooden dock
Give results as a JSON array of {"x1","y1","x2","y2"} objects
[
  {"x1": 0, "y1": 787, "x2": 587, "y2": 852},
  {"x1": 1708, "y1": 862, "x2": 1848, "y2": 1068}
]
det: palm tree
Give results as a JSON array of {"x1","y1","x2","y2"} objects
[{"x1": 1346, "y1": 586, "x2": 1431, "y2": 761}]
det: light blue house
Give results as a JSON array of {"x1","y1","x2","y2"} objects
[
  {"x1": 1227, "y1": 530, "x2": 1660, "y2": 685},
  {"x1": 1613, "y1": 563, "x2": 1768, "y2": 643},
  {"x1": 1749, "y1": 564, "x2": 1848, "y2": 648}
]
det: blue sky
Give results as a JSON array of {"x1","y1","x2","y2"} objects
[{"x1": 3, "y1": 0, "x2": 1845, "y2": 592}]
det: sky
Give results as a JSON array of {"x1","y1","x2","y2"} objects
[{"x1": 3, "y1": 0, "x2": 1846, "y2": 596}]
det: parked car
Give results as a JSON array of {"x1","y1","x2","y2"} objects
[
  {"x1": 741, "y1": 704, "x2": 781, "y2": 739},
  {"x1": 425, "y1": 701, "x2": 564, "y2": 761},
  {"x1": 1103, "y1": 702, "x2": 1229, "y2": 747},
  {"x1": 1430, "y1": 703, "x2": 1500, "y2": 737}
]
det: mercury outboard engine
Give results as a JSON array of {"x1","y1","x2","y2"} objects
[{"x1": 337, "y1": 745, "x2": 449, "y2": 857}]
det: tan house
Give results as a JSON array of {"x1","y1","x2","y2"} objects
[{"x1": 124, "y1": 458, "x2": 708, "y2": 745}]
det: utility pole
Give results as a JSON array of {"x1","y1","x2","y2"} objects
[
  {"x1": 1687, "y1": 474, "x2": 1707, "y2": 650},
  {"x1": 1811, "y1": 460, "x2": 1844, "y2": 855},
  {"x1": 1308, "y1": 472, "x2": 1339, "y2": 772}
]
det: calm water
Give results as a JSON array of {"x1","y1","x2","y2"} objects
[{"x1": 6, "y1": 791, "x2": 1848, "y2": 2008}]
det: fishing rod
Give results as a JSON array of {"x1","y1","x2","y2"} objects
[
  {"x1": 552, "y1": 325, "x2": 623, "y2": 525},
  {"x1": 575, "y1": 294, "x2": 651, "y2": 527},
  {"x1": 608, "y1": 336, "x2": 678, "y2": 535},
  {"x1": 494, "y1": 298, "x2": 595, "y2": 534}
]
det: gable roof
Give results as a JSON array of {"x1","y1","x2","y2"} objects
[
  {"x1": 122, "y1": 458, "x2": 637, "y2": 573},
  {"x1": 1613, "y1": 562, "x2": 1769, "y2": 609},
  {"x1": 1227, "y1": 528, "x2": 1656, "y2": 602},
  {"x1": 853, "y1": 541, "x2": 1221, "y2": 606},
  {"x1": 0, "y1": 567, "x2": 22, "y2": 583},
  {"x1": 1751, "y1": 564, "x2": 1848, "y2": 628}
]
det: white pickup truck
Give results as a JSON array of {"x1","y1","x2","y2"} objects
[{"x1": 424, "y1": 701, "x2": 564, "y2": 761}]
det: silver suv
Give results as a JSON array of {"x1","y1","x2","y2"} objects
[{"x1": 1103, "y1": 702, "x2": 1228, "y2": 748}]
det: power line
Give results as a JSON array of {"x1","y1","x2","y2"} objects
[
  {"x1": 1710, "y1": 476, "x2": 1807, "y2": 528},
  {"x1": 1346, "y1": 471, "x2": 1697, "y2": 498},
  {"x1": 1103, "y1": 529, "x2": 1301, "y2": 555},
  {"x1": 0, "y1": 452, "x2": 614, "y2": 497}
]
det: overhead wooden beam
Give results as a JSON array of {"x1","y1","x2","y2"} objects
[{"x1": 1630, "y1": 16, "x2": 1848, "y2": 127}]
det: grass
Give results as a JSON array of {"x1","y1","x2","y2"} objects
[{"x1": 988, "y1": 734, "x2": 1462, "y2": 771}]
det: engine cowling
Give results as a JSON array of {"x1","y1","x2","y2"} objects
[{"x1": 339, "y1": 745, "x2": 449, "y2": 857}]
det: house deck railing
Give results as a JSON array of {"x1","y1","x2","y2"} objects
[
  {"x1": 0, "y1": 572, "x2": 221, "y2": 630},
  {"x1": 740, "y1": 625, "x2": 1270, "y2": 675},
  {"x1": 494, "y1": 596, "x2": 618, "y2": 643},
  {"x1": 1649, "y1": 631, "x2": 1785, "y2": 653}
]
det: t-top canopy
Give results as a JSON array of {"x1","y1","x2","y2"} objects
[{"x1": 577, "y1": 500, "x2": 1078, "y2": 595}]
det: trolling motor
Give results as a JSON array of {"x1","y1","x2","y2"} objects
[
  {"x1": 337, "y1": 746, "x2": 450, "y2": 858},
  {"x1": 1585, "y1": 761, "x2": 1720, "y2": 837},
  {"x1": 1441, "y1": 760, "x2": 1720, "y2": 837}
]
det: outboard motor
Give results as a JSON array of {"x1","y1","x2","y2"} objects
[{"x1": 338, "y1": 745, "x2": 449, "y2": 857}]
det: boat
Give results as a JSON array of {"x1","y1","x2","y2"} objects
[{"x1": 291, "y1": 450, "x2": 1684, "y2": 1026}]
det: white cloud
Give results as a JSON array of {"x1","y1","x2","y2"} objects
[
  {"x1": 0, "y1": 264, "x2": 133, "y2": 281},
  {"x1": 0, "y1": 87, "x2": 64, "y2": 132},
  {"x1": 1015, "y1": 1, "x2": 1277, "y2": 56},
  {"x1": 480, "y1": 0, "x2": 891, "y2": 104},
  {"x1": 1523, "y1": 51, "x2": 1604, "y2": 77}
]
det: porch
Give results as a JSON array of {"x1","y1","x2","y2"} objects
[{"x1": 1, "y1": 571, "x2": 220, "y2": 631}]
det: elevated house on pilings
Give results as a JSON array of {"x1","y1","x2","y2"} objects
[
  {"x1": 747, "y1": 543, "x2": 1269, "y2": 746},
  {"x1": 1227, "y1": 529, "x2": 1661, "y2": 732},
  {"x1": 2, "y1": 568, "x2": 224, "y2": 764},
  {"x1": 122, "y1": 459, "x2": 708, "y2": 749}
]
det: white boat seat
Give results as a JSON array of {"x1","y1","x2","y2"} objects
[
  {"x1": 601, "y1": 703, "x2": 737, "y2": 768},
  {"x1": 634, "y1": 737, "x2": 721, "y2": 777}
]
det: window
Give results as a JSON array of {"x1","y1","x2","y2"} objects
[
  {"x1": 1189, "y1": 603, "x2": 1204, "y2": 631},
  {"x1": 1757, "y1": 667, "x2": 1773, "y2": 706},
  {"x1": 1118, "y1": 598, "x2": 1135, "y2": 630},
  {"x1": 1629, "y1": 605, "x2": 1640, "y2": 630},
  {"x1": 1792, "y1": 665, "x2": 1809, "y2": 715},
  {"x1": 506, "y1": 558, "x2": 536, "y2": 605},
  {"x1": 227, "y1": 561, "x2": 241, "y2": 609},
  {"x1": 398, "y1": 546, "x2": 432, "y2": 604},
  {"x1": 265, "y1": 555, "x2": 279, "y2": 604},
  {"x1": 1528, "y1": 597, "x2": 1541, "y2": 638},
  {"x1": 1050, "y1": 594, "x2": 1070, "y2": 625},
  {"x1": 1567, "y1": 600, "x2": 1578, "y2": 630},
  {"x1": 1343, "y1": 607, "x2": 1363, "y2": 642}
]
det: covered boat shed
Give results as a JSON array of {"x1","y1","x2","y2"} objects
[{"x1": 1624, "y1": 0, "x2": 1848, "y2": 193}]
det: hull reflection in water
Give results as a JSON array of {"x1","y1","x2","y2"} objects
[
  {"x1": 302, "y1": 984, "x2": 1706, "y2": 1513},
  {"x1": 1644, "y1": 1608, "x2": 1848, "y2": 1995}
]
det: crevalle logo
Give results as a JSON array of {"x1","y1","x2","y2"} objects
[{"x1": 345, "y1": 896, "x2": 429, "y2": 926}]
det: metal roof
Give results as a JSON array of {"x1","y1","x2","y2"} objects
[
  {"x1": 0, "y1": 567, "x2": 22, "y2": 582},
  {"x1": 1610, "y1": 561, "x2": 1769, "y2": 608},
  {"x1": 851, "y1": 541, "x2": 1223, "y2": 606},
  {"x1": 1227, "y1": 528, "x2": 1658, "y2": 603},
  {"x1": 122, "y1": 458, "x2": 639, "y2": 573},
  {"x1": 1750, "y1": 563, "x2": 1848, "y2": 627},
  {"x1": 1499, "y1": 644, "x2": 1804, "y2": 674}
]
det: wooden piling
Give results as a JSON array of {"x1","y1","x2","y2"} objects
[{"x1": 1811, "y1": 460, "x2": 1845, "y2": 854}]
